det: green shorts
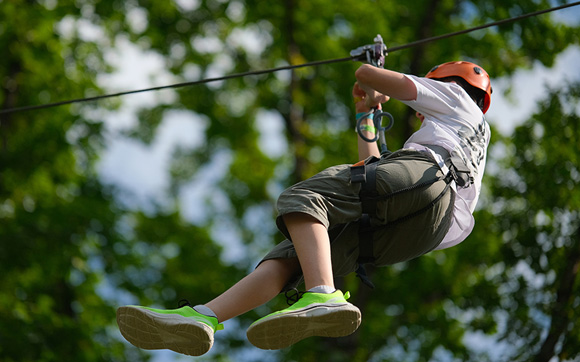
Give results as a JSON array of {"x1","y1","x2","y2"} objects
[{"x1": 260, "y1": 149, "x2": 454, "y2": 290}]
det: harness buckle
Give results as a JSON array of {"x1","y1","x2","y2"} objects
[
  {"x1": 350, "y1": 163, "x2": 367, "y2": 184},
  {"x1": 447, "y1": 155, "x2": 473, "y2": 187}
]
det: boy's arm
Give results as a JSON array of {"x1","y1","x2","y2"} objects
[
  {"x1": 353, "y1": 83, "x2": 381, "y2": 160},
  {"x1": 355, "y1": 64, "x2": 417, "y2": 102}
]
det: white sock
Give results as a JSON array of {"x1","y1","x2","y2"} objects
[
  {"x1": 193, "y1": 305, "x2": 217, "y2": 319},
  {"x1": 308, "y1": 285, "x2": 336, "y2": 294}
]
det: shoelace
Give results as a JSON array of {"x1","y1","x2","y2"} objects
[
  {"x1": 178, "y1": 299, "x2": 193, "y2": 308},
  {"x1": 285, "y1": 288, "x2": 306, "y2": 306},
  {"x1": 176, "y1": 299, "x2": 225, "y2": 331}
]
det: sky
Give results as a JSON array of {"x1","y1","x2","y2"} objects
[{"x1": 93, "y1": 4, "x2": 580, "y2": 361}]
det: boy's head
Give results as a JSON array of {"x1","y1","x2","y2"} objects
[{"x1": 426, "y1": 61, "x2": 492, "y2": 113}]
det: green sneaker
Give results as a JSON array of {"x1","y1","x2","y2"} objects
[
  {"x1": 246, "y1": 290, "x2": 361, "y2": 350},
  {"x1": 116, "y1": 300, "x2": 224, "y2": 356}
]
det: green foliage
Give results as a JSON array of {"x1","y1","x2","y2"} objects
[
  {"x1": 484, "y1": 82, "x2": 580, "y2": 362},
  {"x1": 0, "y1": 1, "x2": 123, "y2": 360},
  {"x1": 1, "y1": 0, "x2": 579, "y2": 361}
]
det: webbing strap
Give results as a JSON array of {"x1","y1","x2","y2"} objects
[
  {"x1": 425, "y1": 145, "x2": 473, "y2": 187},
  {"x1": 357, "y1": 214, "x2": 376, "y2": 289},
  {"x1": 350, "y1": 154, "x2": 453, "y2": 289},
  {"x1": 351, "y1": 157, "x2": 380, "y2": 289},
  {"x1": 359, "y1": 157, "x2": 379, "y2": 214},
  {"x1": 351, "y1": 157, "x2": 380, "y2": 265},
  {"x1": 358, "y1": 214, "x2": 374, "y2": 264},
  {"x1": 355, "y1": 263, "x2": 376, "y2": 289}
]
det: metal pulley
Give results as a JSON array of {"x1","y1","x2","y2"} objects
[{"x1": 350, "y1": 34, "x2": 388, "y2": 68}]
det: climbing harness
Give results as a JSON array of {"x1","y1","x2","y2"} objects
[
  {"x1": 349, "y1": 36, "x2": 473, "y2": 288},
  {"x1": 350, "y1": 150, "x2": 469, "y2": 288}
]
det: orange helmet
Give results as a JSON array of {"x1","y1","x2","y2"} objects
[{"x1": 426, "y1": 61, "x2": 492, "y2": 113}]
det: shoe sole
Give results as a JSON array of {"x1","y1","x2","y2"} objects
[
  {"x1": 246, "y1": 303, "x2": 361, "y2": 350},
  {"x1": 116, "y1": 306, "x2": 213, "y2": 356}
]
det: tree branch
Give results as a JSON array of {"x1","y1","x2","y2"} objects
[
  {"x1": 533, "y1": 227, "x2": 580, "y2": 362},
  {"x1": 283, "y1": 0, "x2": 308, "y2": 183}
]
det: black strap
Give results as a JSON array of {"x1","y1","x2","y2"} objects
[
  {"x1": 350, "y1": 154, "x2": 452, "y2": 289},
  {"x1": 356, "y1": 214, "x2": 376, "y2": 289},
  {"x1": 351, "y1": 157, "x2": 380, "y2": 264},
  {"x1": 358, "y1": 214, "x2": 374, "y2": 264},
  {"x1": 424, "y1": 145, "x2": 473, "y2": 187},
  {"x1": 355, "y1": 263, "x2": 376, "y2": 289},
  {"x1": 350, "y1": 157, "x2": 380, "y2": 288},
  {"x1": 447, "y1": 155, "x2": 472, "y2": 187},
  {"x1": 359, "y1": 157, "x2": 379, "y2": 214}
]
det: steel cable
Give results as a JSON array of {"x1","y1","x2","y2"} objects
[{"x1": 1, "y1": 1, "x2": 578, "y2": 115}]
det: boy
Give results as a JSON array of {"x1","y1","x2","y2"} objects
[{"x1": 116, "y1": 61, "x2": 492, "y2": 356}]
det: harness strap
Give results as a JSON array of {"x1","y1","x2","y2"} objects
[
  {"x1": 349, "y1": 152, "x2": 462, "y2": 289},
  {"x1": 355, "y1": 261, "x2": 375, "y2": 289},
  {"x1": 351, "y1": 157, "x2": 380, "y2": 289},
  {"x1": 352, "y1": 157, "x2": 380, "y2": 259},
  {"x1": 425, "y1": 145, "x2": 473, "y2": 187},
  {"x1": 357, "y1": 214, "x2": 374, "y2": 264},
  {"x1": 357, "y1": 216, "x2": 376, "y2": 288},
  {"x1": 359, "y1": 156, "x2": 380, "y2": 214}
]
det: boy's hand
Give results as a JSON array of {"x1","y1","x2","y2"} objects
[
  {"x1": 353, "y1": 82, "x2": 389, "y2": 113},
  {"x1": 364, "y1": 91, "x2": 389, "y2": 108}
]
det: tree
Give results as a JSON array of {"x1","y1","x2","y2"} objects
[
  {"x1": 483, "y1": 81, "x2": 580, "y2": 361},
  {"x1": 0, "y1": 1, "x2": 239, "y2": 361},
  {"x1": 0, "y1": 2, "x2": 128, "y2": 361},
  {"x1": 1, "y1": 0, "x2": 579, "y2": 361}
]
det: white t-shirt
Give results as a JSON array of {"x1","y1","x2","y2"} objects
[{"x1": 400, "y1": 75, "x2": 490, "y2": 250}]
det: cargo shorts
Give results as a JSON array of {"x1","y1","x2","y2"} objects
[{"x1": 259, "y1": 149, "x2": 455, "y2": 290}]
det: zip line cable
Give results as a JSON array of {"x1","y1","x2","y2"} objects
[
  {"x1": 1, "y1": 1, "x2": 579, "y2": 115},
  {"x1": 385, "y1": 1, "x2": 580, "y2": 53}
]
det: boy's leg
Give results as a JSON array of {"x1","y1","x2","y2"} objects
[
  {"x1": 117, "y1": 257, "x2": 300, "y2": 356},
  {"x1": 282, "y1": 212, "x2": 335, "y2": 290},
  {"x1": 246, "y1": 212, "x2": 361, "y2": 350},
  {"x1": 206, "y1": 257, "x2": 301, "y2": 322}
]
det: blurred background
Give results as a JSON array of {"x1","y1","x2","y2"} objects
[{"x1": 1, "y1": 0, "x2": 579, "y2": 361}]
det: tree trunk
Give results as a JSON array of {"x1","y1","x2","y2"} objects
[
  {"x1": 1, "y1": 59, "x2": 21, "y2": 185},
  {"x1": 533, "y1": 227, "x2": 580, "y2": 362},
  {"x1": 403, "y1": 0, "x2": 444, "y2": 139},
  {"x1": 283, "y1": 0, "x2": 308, "y2": 183}
]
